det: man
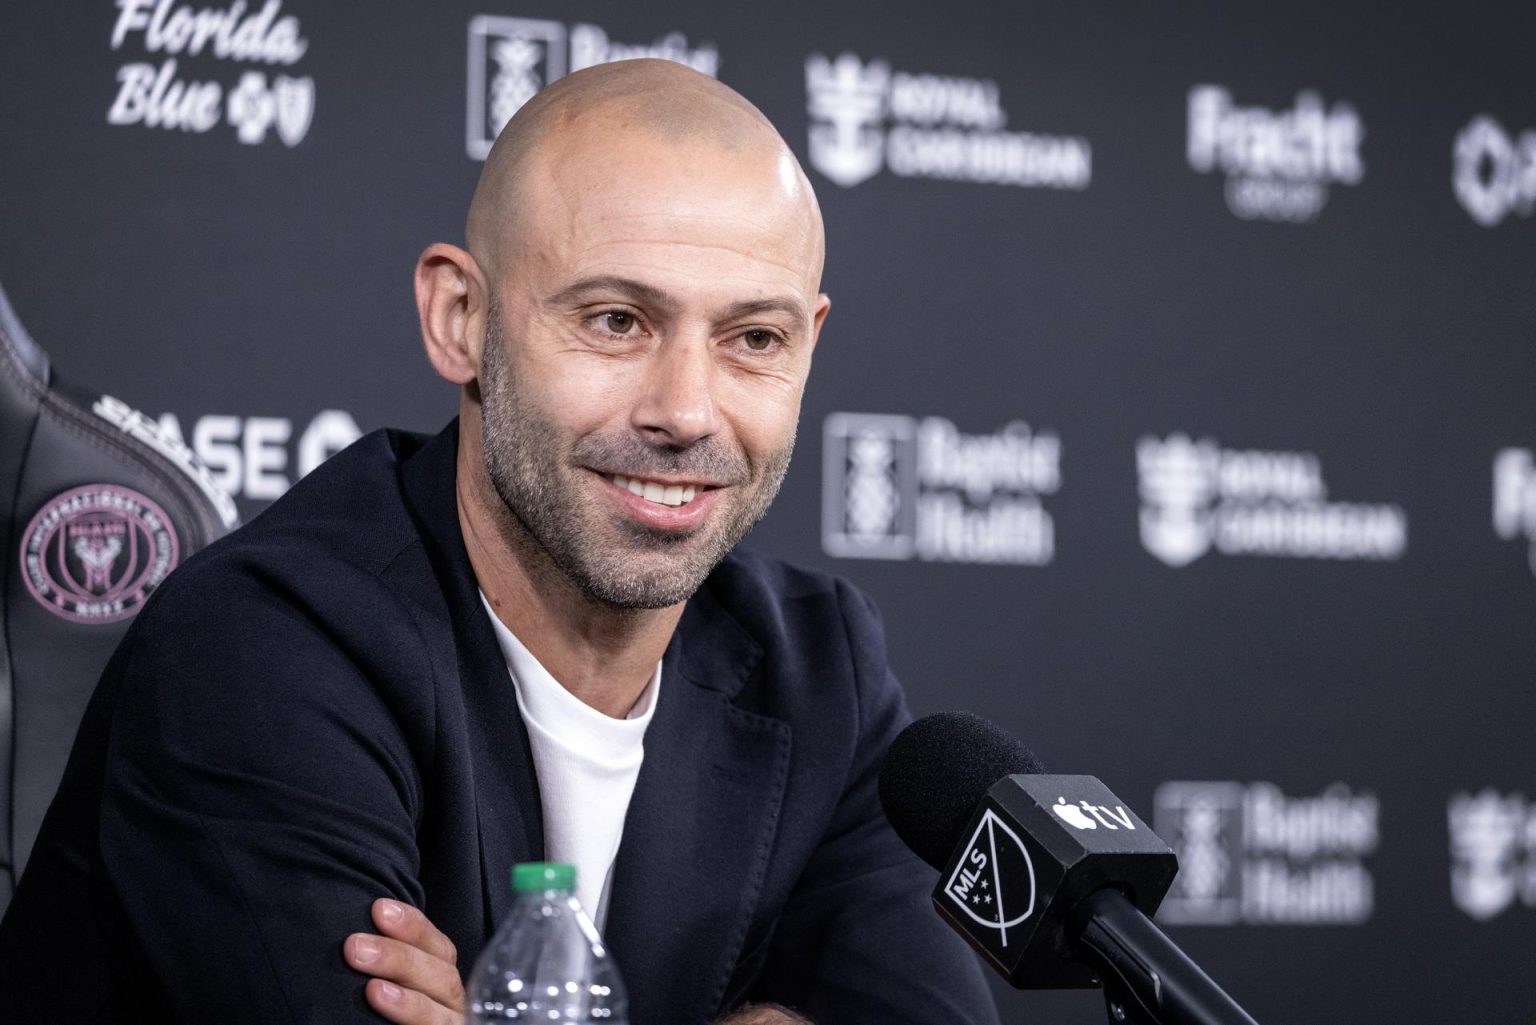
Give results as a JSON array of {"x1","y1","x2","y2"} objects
[{"x1": 0, "y1": 60, "x2": 999, "y2": 1025}]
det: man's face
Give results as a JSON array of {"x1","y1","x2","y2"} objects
[{"x1": 477, "y1": 129, "x2": 828, "y2": 609}]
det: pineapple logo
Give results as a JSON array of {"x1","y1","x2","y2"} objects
[
  {"x1": 488, "y1": 37, "x2": 544, "y2": 137},
  {"x1": 822, "y1": 413, "x2": 917, "y2": 559},
  {"x1": 467, "y1": 16, "x2": 566, "y2": 160}
]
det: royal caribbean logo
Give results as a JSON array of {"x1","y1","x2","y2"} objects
[
  {"x1": 1137, "y1": 433, "x2": 1406, "y2": 567},
  {"x1": 943, "y1": 809, "x2": 1036, "y2": 947},
  {"x1": 1454, "y1": 117, "x2": 1536, "y2": 227},
  {"x1": 1493, "y1": 448, "x2": 1536, "y2": 577},
  {"x1": 107, "y1": 0, "x2": 314, "y2": 146},
  {"x1": 20, "y1": 485, "x2": 180, "y2": 624},
  {"x1": 1154, "y1": 781, "x2": 1378, "y2": 925},
  {"x1": 823, "y1": 413, "x2": 1059, "y2": 566},
  {"x1": 1186, "y1": 85, "x2": 1363, "y2": 222},
  {"x1": 804, "y1": 52, "x2": 1091, "y2": 190},
  {"x1": 1448, "y1": 789, "x2": 1536, "y2": 921},
  {"x1": 466, "y1": 15, "x2": 719, "y2": 159}
]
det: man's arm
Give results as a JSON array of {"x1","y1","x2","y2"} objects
[{"x1": 101, "y1": 562, "x2": 435, "y2": 1023}]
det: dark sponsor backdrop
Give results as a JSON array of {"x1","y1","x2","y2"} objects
[{"x1": 4, "y1": 1, "x2": 1536, "y2": 1022}]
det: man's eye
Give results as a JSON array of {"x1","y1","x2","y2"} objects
[
  {"x1": 602, "y1": 311, "x2": 637, "y2": 334},
  {"x1": 742, "y1": 330, "x2": 776, "y2": 351}
]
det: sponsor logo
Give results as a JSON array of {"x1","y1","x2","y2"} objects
[
  {"x1": 106, "y1": 0, "x2": 314, "y2": 147},
  {"x1": 1493, "y1": 448, "x2": 1536, "y2": 576},
  {"x1": 1052, "y1": 796, "x2": 1136, "y2": 831},
  {"x1": 823, "y1": 413, "x2": 1059, "y2": 565},
  {"x1": 467, "y1": 15, "x2": 719, "y2": 160},
  {"x1": 1454, "y1": 116, "x2": 1536, "y2": 227},
  {"x1": 155, "y1": 409, "x2": 361, "y2": 503},
  {"x1": 1448, "y1": 790, "x2": 1536, "y2": 920},
  {"x1": 20, "y1": 485, "x2": 180, "y2": 624},
  {"x1": 944, "y1": 808, "x2": 1036, "y2": 946},
  {"x1": 805, "y1": 52, "x2": 1091, "y2": 190},
  {"x1": 1154, "y1": 781, "x2": 1378, "y2": 925},
  {"x1": 1187, "y1": 85, "x2": 1363, "y2": 222},
  {"x1": 1137, "y1": 433, "x2": 1406, "y2": 566},
  {"x1": 93, "y1": 394, "x2": 239, "y2": 528}
]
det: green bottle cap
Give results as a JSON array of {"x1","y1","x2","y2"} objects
[{"x1": 512, "y1": 862, "x2": 576, "y2": 893}]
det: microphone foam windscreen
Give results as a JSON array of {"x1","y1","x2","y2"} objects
[{"x1": 878, "y1": 711, "x2": 1046, "y2": 871}]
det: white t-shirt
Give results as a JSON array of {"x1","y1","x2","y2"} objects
[{"x1": 478, "y1": 592, "x2": 659, "y2": 929}]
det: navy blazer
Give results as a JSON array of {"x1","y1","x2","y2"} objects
[{"x1": 0, "y1": 425, "x2": 999, "y2": 1025}]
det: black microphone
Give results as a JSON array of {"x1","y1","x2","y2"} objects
[{"x1": 879, "y1": 712, "x2": 1259, "y2": 1025}]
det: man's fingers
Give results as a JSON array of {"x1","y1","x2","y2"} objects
[
  {"x1": 372, "y1": 898, "x2": 459, "y2": 965},
  {"x1": 364, "y1": 977, "x2": 466, "y2": 1025},
  {"x1": 345, "y1": 933, "x2": 467, "y2": 1012}
]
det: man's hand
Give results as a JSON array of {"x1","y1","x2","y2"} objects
[
  {"x1": 344, "y1": 898, "x2": 467, "y2": 1025},
  {"x1": 716, "y1": 1003, "x2": 814, "y2": 1025}
]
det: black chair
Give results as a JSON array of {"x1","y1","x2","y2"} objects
[{"x1": 0, "y1": 282, "x2": 237, "y2": 918}]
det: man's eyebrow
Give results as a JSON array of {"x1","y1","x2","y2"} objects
[
  {"x1": 719, "y1": 297, "x2": 809, "y2": 332},
  {"x1": 546, "y1": 275, "x2": 675, "y2": 310}
]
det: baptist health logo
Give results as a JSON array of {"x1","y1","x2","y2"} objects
[
  {"x1": 823, "y1": 413, "x2": 1059, "y2": 566},
  {"x1": 466, "y1": 16, "x2": 719, "y2": 160},
  {"x1": 1493, "y1": 448, "x2": 1536, "y2": 576},
  {"x1": 804, "y1": 53, "x2": 1091, "y2": 190},
  {"x1": 1455, "y1": 116, "x2": 1536, "y2": 227},
  {"x1": 1137, "y1": 434, "x2": 1406, "y2": 567},
  {"x1": 1449, "y1": 790, "x2": 1536, "y2": 921},
  {"x1": 1154, "y1": 782, "x2": 1378, "y2": 925},
  {"x1": 1187, "y1": 85, "x2": 1363, "y2": 222},
  {"x1": 107, "y1": 0, "x2": 314, "y2": 146}
]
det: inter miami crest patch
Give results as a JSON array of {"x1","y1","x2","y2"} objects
[
  {"x1": 943, "y1": 808, "x2": 1037, "y2": 947},
  {"x1": 20, "y1": 484, "x2": 180, "y2": 624}
]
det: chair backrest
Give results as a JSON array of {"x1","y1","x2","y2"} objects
[{"x1": 0, "y1": 282, "x2": 238, "y2": 919}]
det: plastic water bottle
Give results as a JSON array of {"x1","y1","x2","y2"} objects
[{"x1": 468, "y1": 862, "x2": 630, "y2": 1023}]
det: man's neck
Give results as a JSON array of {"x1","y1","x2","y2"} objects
[{"x1": 455, "y1": 440, "x2": 682, "y2": 720}]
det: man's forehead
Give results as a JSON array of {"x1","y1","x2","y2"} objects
[{"x1": 506, "y1": 130, "x2": 823, "y2": 297}]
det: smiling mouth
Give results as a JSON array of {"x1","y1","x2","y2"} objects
[{"x1": 606, "y1": 473, "x2": 709, "y2": 508}]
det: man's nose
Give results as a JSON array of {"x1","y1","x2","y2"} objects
[{"x1": 631, "y1": 335, "x2": 720, "y2": 448}]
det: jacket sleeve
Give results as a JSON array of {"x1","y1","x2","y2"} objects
[
  {"x1": 745, "y1": 579, "x2": 1002, "y2": 1025},
  {"x1": 99, "y1": 558, "x2": 434, "y2": 1025}
]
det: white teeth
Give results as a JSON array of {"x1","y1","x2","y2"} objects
[{"x1": 608, "y1": 473, "x2": 702, "y2": 508}]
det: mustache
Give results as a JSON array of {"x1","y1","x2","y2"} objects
[{"x1": 572, "y1": 433, "x2": 752, "y2": 485}]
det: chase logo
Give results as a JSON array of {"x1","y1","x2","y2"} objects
[{"x1": 943, "y1": 809, "x2": 1036, "y2": 947}]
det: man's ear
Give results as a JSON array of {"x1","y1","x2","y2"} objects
[
  {"x1": 415, "y1": 243, "x2": 487, "y2": 386},
  {"x1": 809, "y1": 293, "x2": 832, "y2": 349}
]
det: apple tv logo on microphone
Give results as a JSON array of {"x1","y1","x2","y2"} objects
[{"x1": 1052, "y1": 797, "x2": 1137, "y2": 831}]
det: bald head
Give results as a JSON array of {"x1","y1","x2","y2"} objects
[{"x1": 465, "y1": 59, "x2": 823, "y2": 284}]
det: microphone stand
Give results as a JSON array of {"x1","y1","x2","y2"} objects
[{"x1": 1068, "y1": 889, "x2": 1259, "y2": 1025}]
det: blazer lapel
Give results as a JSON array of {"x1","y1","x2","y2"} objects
[
  {"x1": 604, "y1": 585, "x2": 792, "y2": 1025},
  {"x1": 398, "y1": 426, "x2": 544, "y2": 935}
]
